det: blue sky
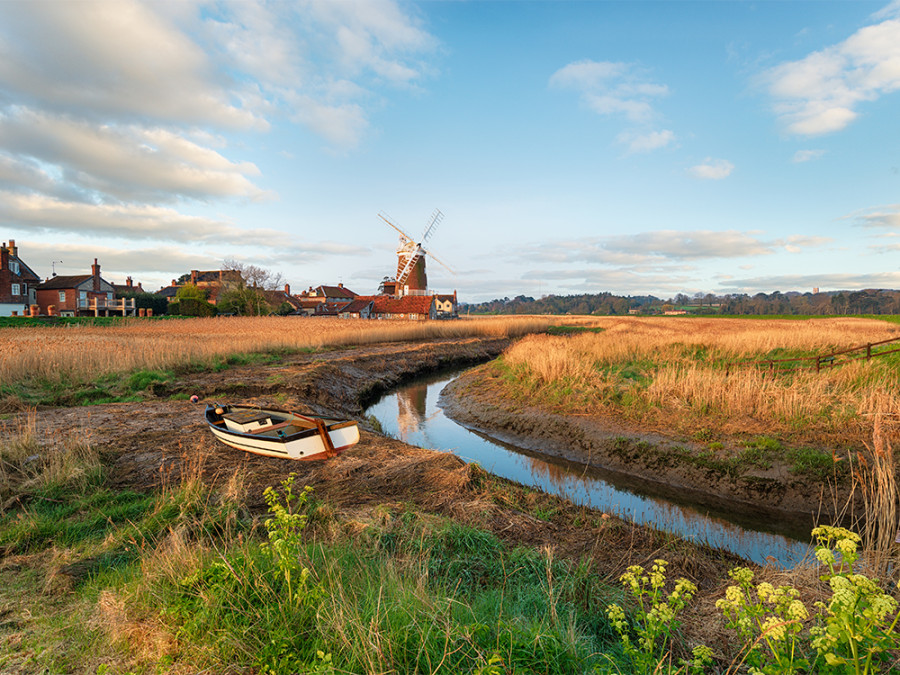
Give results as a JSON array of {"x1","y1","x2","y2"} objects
[{"x1": 1, "y1": 0, "x2": 899, "y2": 302}]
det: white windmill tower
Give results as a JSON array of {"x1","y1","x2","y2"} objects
[{"x1": 378, "y1": 210, "x2": 454, "y2": 297}]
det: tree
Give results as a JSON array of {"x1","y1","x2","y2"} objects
[
  {"x1": 223, "y1": 259, "x2": 283, "y2": 291},
  {"x1": 218, "y1": 259, "x2": 283, "y2": 316},
  {"x1": 175, "y1": 283, "x2": 208, "y2": 301},
  {"x1": 118, "y1": 290, "x2": 168, "y2": 316}
]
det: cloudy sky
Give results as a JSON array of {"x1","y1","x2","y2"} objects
[{"x1": 1, "y1": 0, "x2": 899, "y2": 302}]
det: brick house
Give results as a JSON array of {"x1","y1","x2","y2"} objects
[
  {"x1": 0, "y1": 239, "x2": 40, "y2": 317},
  {"x1": 112, "y1": 276, "x2": 145, "y2": 296},
  {"x1": 338, "y1": 298, "x2": 374, "y2": 319},
  {"x1": 155, "y1": 269, "x2": 243, "y2": 305},
  {"x1": 35, "y1": 259, "x2": 135, "y2": 317},
  {"x1": 369, "y1": 295, "x2": 437, "y2": 320},
  {"x1": 260, "y1": 284, "x2": 304, "y2": 314}
]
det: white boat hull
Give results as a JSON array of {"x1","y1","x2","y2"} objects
[{"x1": 206, "y1": 404, "x2": 360, "y2": 460}]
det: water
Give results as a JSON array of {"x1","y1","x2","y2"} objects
[{"x1": 365, "y1": 369, "x2": 814, "y2": 566}]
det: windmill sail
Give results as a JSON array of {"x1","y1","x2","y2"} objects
[{"x1": 379, "y1": 209, "x2": 451, "y2": 297}]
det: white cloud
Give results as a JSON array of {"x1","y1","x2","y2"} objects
[
  {"x1": 604, "y1": 230, "x2": 771, "y2": 259},
  {"x1": 517, "y1": 230, "x2": 780, "y2": 267},
  {"x1": 0, "y1": 191, "x2": 280, "y2": 244},
  {"x1": 780, "y1": 235, "x2": 832, "y2": 253},
  {"x1": 719, "y1": 272, "x2": 900, "y2": 293},
  {"x1": 763, "y1": 16, "x2": 900, "y2": 136},
  {"x1": 793, "y1": 149, "x2": 826, "y2": 163},
  {"x1": 0, "y1": 0, "x2": 262, "y2": 129},
  {"x1": 617, "y1": 129, "x2": 676, "y2": 154},
  {"x1": 848, "y1": 204, "x2": 900, "y2": 229},
  {"x1": 688, "y1": 158, "x2": 735, "y2": 180},
  {"x1": 550, "y1": 59, "x2": 668, "y2": 123},
  {"x1": 0, "y1": 108, "x2": 265, "y2": 202}
]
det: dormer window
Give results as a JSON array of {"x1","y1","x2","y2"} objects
[{"x1": 10, "y1": 261, "x2": 18, "y2": 275}]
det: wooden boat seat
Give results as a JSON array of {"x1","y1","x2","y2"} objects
[{"x1": 248, "y1": 420, "x2": 294, "y2": 435}]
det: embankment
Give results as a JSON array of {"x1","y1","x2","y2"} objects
[{"x1": 440, "y1": 362, "x2": 849, "y2": 521}]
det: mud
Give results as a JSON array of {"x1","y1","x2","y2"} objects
[
  {"x1": 440, "y1": 363, "x2": 847, "y2": 521},
  {"x1": 22, "y1": 338, "x2": 511, "y2": 510}
]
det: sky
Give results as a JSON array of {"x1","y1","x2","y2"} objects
[{"x1": 1, "y1": 0, "x2": 899, "y2": 303}]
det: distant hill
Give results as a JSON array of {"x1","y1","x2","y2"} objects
[{"x1": 461, "y1": 289, "x2": 900, "y2": 316}]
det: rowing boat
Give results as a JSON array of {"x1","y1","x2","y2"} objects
[{"x1": 205, "y1": 403, "x2": 359, "y2": 460}]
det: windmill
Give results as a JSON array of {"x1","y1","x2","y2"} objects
[{"x1": 378, "y1": 209, "x2": 454, "y2": 297}]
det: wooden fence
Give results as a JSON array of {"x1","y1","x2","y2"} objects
[{"x1": 726, "y1": 336, "x2": 900, "y2": 376}]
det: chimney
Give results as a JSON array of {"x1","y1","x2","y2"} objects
[
  {"x1": 171, "y1": 279, "x2": 177, "y2": 287},
  {"x1": 191, "y1": 270, "x2": 198, "y2": 284},
  {"x1": 284, "y1": 283, "x2": 290, "y2": 295},
  {"x1": 338, "y1": 282, "x2": 343, "y2": 288},
  {"x1": 8, "y1": 239, "x2": 15, "y2": 256},
  {"x1": 126, "y1": 276, "x2": 133, "y2": 289},
  {"x1": 92, "y1": 258, "x2": 101, "y2": 291}
]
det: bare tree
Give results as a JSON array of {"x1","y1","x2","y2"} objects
[
  {"x1": 223, "y1": 258, "x2": 284, "y2": 291},
  {"x1": 219, "y1": 259, "x2": 285, "y2": 316}
]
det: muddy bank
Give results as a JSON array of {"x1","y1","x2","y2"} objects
[
  {"x1": 21, "y1": 337, "x2": 510, "y2": 503},
  {"x1": 440, "y1": 363, "x2": 848, "y2": 522}
]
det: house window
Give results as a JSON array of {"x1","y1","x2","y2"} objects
[
  {"x1": 10, "y1": 261, "x2": 19, "y2": 274},
  {"x1": 11, "y1": 283, "x2": 19, "y2": 296},
  {"x1": 107, "y1": 292, "x2": 113, "y2": 301},
  {"x1": 58, "y1": 290, "x2": 66, "y2": 303}
]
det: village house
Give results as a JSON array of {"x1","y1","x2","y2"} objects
[
  {"x1": 35, "y1": 259, "x2": 136, "y2": 317},
  {"x1": 434, "y1": 292, "x2": 458, "y2": 319},
  {"x1": 260, "y1": 284, "x2": 304, "y2": 314},
  {"x1": 112, "y1": 276, "x2": 144, "y2": 296},
  {"x1": 155, "y1": 269, "x2": 243, "y2": 305},
  {"x1": 296, "y1": 283, "x2": 358, "y2": 316},
  {"x1": 338, "y1": 297, "x2": 374, "y2": 319},
  {"x1": 369, "y1": 295, "x2": 437, "y2": 321},
  {"x1": 0, "y1": 239, "x2": 41, "y2": 317}
]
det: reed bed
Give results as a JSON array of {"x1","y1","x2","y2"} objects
[
  {"x1": 0, "y1": 315, "x2": 554, "y2": 388},
  {"x1": 501, "y1": 316, "x2": 900, "y2": 443}
]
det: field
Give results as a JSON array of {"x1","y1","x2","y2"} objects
[
  {"x1": 0, "y1": 315, "x2": 558, "y2": 396},
  {"x1": 500, "y1": 316, "x2": 900, "y2": 447},
  {"x1": 0, "y1": 316, "x2": 897, "y2": 673}
]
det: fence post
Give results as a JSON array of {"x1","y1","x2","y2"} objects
[{"x1": 867, "y1": 343, "x2": 872, "y2": 360}]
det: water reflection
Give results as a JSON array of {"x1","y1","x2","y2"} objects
[{"x1": 366, "y1": 370, "x2": 813, "y2": 567}]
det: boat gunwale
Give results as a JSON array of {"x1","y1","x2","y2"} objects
[{"x1": 205, "y1": 404, "x2": 357, "y2": 444}]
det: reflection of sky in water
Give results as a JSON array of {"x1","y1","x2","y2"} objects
[{"x1": 365, "y1": 372, "x2": 812, "y2": 567}]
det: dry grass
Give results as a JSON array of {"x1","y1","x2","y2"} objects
[
  {"x1": 502, "y1": 316, "x2": 900, "y2": 444},
  {"x1": 0, "y1": 315, "x2": 556, "y2": 388}
]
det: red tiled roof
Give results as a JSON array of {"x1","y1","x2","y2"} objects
[{"x1": 371, "y1": 295, "x2": 435, "y2": 315}]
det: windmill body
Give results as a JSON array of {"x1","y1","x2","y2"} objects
[{"x1": 378, "y1": 210, "x2": 450, "y2": 298}]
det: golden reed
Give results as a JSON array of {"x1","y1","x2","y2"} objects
[{"x1": 0, "y1": 315, "x2": 557, "y2": 387}]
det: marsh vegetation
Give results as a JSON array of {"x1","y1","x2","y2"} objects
[{"x1": 0, "y1": 316, "x2": 896, "y2": 673}]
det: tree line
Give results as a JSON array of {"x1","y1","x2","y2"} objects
[{"x1": 462, "y1": 289, "x2": 900, "y2": 316}]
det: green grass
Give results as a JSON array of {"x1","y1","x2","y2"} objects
[
  {"x1": 547, "y1": 325, "x2": 606, "y2": 336},
  {"x1": 786, "y1": 446, "x2": 849, "y2": 481}
]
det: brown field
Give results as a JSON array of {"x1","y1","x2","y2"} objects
[
  {"x1": 501, "y1": 316, "x2": 900, "y2": 444},
  {"x1": 0, "y1": 315, "x2": 560, "y2": 387}
]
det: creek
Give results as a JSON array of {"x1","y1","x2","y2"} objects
[{"x1": 365, "y1": 369, "x2": 815, "y2": 566}]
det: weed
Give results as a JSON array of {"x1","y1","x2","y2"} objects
[{"x1": 606, "y1": 559, "x2": 702, "y2": 673}]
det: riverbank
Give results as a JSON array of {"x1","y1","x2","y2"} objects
[
  {"x1": 1, "y1": 335, "x2": 883, "y2": 673},
  {"x1": 441, "y1": 361, "x2": 852, "y2": 521}
]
